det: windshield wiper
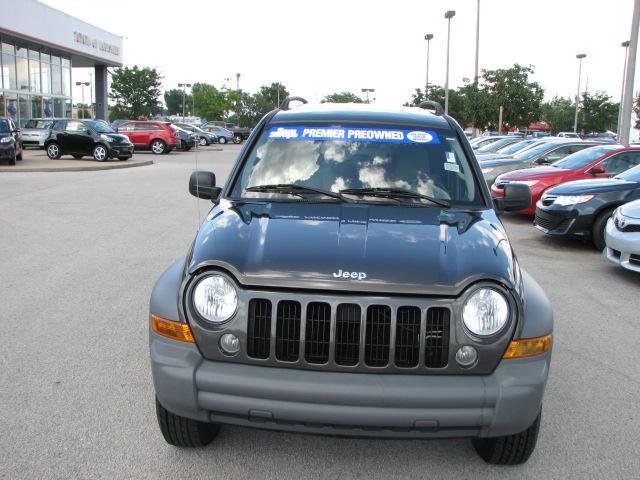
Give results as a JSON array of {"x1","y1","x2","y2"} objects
[
  {"x1": 245, "y1": 184, "x2": 352, "y2": 202},
  {"x1": 339, "y1": 187, "x2": 450, "y2": 208}
]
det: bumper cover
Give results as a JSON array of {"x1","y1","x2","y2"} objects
[
  {"x1": 151, "y1": 333, "x2": 550, "y2": 439},
  {"x1": 604, "y1": 218, "x2": 640, "y2": 272}
]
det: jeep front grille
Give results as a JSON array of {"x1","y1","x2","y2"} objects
[{"x1": 247, "y1": 300, "x2": 450, "y2": 371}]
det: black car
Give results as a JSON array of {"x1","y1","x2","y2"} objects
[
  {"x1": 0, "y1": 117, "x2": 23, "y2": 165},
  {"x1": 534, "y1": 163, "x2": 640, "y2": 249},
  {"x1": 148, "y1": 97, "x2": 555, "y2": 465},
  {"x1": 170, "y1": 125, "x2": 196, "y2": 151},
  {"x1": 45, "y1": 119, "x2": 134, "y2": 161}
]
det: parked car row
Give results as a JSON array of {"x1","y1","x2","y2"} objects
[{"x1": 479, "y1": 136, "x2": 640, "y2": 274}]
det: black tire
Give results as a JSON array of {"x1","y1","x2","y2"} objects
[
  {"x1": 16, "y1": 148, "x2": 22, "y2": 161},
  {"x1": 218, "y1": 136, "x2": 227, "y2": 144},
  {"x1": 8, "y1": 148, "x2": 16, "y2": 165},
  {"x1": 592, "y1": 208, "x2": 615, "y2": 251},
  {"x1": 73, "y1": 155, "x2": 83, "y2": 159},
  {"x1": 472, "y1": 411, "x2": 541, "y2": 465},
  {"x1": 156, "y1": 398, "x2": 220, "y2": 447},
  {"x1": 198, "y1": 137, "x2": 208, "y2": 147},
  {"x1": 151, "y1": 139, "x2": 166, "y2": 155},
  {"x1": 93, "y1": 144, "x2": 108, "y2": 162},
  {"x1": 233, "y1": 134, "x2": 242, "y2": 144},
  {"x1": 46, "y1": 142, "x2": 62, "y2": 159}
]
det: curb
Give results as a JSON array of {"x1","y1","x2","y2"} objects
[{"x1": 0, "y1": 159, "x2": 154, "y2": 173}]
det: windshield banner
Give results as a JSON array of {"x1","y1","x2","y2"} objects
[{"x1": 266, "y1": 126, "x2": 440, "y2": 144}]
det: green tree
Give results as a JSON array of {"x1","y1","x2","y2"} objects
[
  {"x1": 541, "y1": 96, "x2": 575, "y2": 133},
  {"x1": 237, "y1": 83, "x2": 290, "y2": 126},
  {"x1": 108, "y1": 65, "x2": 162, "y2": 120},
  {"x1": 634, "y1": 92, "x2": 640, "y2": 129},
  {"x1": 458, "y1": 83, "x2": 498, "y2": 131},
  {"x1": 321, "y1": 91, "x2": 365, "y2": 103},
  {"x1": 164, "y1": 88, "x2": 191, "y2": 116},
  {"x1": 405, "y1": 85, "x2": 466, "y2": 126},
  {"x1": 482, "y1": 64, "x2": 544, "y2": 130},
  {"x1": 580, "y1": 91, "x2": 619, "y2": 133},
  {"x1": 191, "y1": 83, "x2": 234, "y2": 121}
]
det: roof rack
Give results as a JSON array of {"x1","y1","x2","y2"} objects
[
  {"x1": 279, "y1": 96, "x2": 308, "y2": 111},
  {"x1": 418, "y1": 100, "x2": 444, "y2": 116}
]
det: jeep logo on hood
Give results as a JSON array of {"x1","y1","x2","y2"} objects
[{"x1": 333, "y1": 269, "x2": 367, "y2": 280}]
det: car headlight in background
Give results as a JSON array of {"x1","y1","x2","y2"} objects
[
  {"x1": 515, "y1": 180, "x2": 539, "y2": 187},
  {"x1": 0, "y1": 136, "x2": 13, "y2": 143},
  {"x1": 192, "y1": 275, "x2": 238, "y2": 323},
  {"x1": 553, "y1": 195, "x2": 594, "y2": 206},
  {"x1": 462, "y1": 288, "x2": 509, "y2": 336},
  {"x1": 100, "y1": 134, "x2": 115, "y2": 143}
]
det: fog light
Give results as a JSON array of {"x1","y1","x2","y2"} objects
[
  {"x1": 219, "y1": 333, "x2": 240, "y2": 355},
  {"x1": 455, "y1": 345, "x2": 478, "y2": 368}
]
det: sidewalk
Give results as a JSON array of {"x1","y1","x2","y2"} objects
[{"x1": 0, "y1": 149, "x2": 153, "y2": 172}]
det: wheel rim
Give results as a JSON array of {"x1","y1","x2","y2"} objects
[
  {"x1": 220, "y1": 137, "x2": 226, "y2": 144},
  {"x1": 152, "y1": 141, "x2": 164, "y2": 154},
  {"x1": 199, "y1": 137, "x2": 207, "y2": 146},
  {"x1": 94, "y1": 146, "x2": 106, "y2": 160},
  {"x1": 48, "y1": 144, "x2": 59, "y2": 157}
]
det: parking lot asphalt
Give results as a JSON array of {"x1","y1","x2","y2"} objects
[{"x1": 1, "y1": 145, "x2": 638, "y2": 479}]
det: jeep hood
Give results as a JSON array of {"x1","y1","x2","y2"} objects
[{"x1": 187, "y1": 200, "x2": 517, "y2": 296}]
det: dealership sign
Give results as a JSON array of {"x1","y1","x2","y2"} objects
[{"x1": 73, "y1": 31, "x2": 120, "y2": 56}]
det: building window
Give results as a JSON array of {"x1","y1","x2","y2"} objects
[
  {"x1": 31, "y1": 95, "x2": 43, "y2": 118},
  {"x1": 40, "y1": 57, "x2": 51, "y2": 94},
  {"x1": 2, "y1": 53, "x2": 16, "y2": 90},
  {"x1": 43, "y1": 97, "x2": 53, "y2": 118},
  {"x1": 62, "y1": 66, "x2": 71, "y2": 96},
  {"x1": 16, "y1": 47, "x2": 29, "y2": 92},
  {"x1": 64, "y1": 98, "x2": 72, "y2": 118},
  {"x1": 51, "y1": 63, "x2": 61, "y2": 95},
  {"x1": 53, "y1": 97, "x2": 63, "y2": 117},
  {"x1": 18, "y1": 94, "x2": 28, "y2": 126},
  {"x1": 1, "y1": 42, "x2": 14, "y2": 55},
  {"x1": 5, "y1": 94, "x2": 18, "y2": 122},
  {"x1": 29, "y1": 50, "x2": 41, "y2": 92}
]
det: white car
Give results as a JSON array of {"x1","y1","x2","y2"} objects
[
  {"x1": 557, "y1": 132, "x2": 581, "y2": 139},
  {"x1": 604, "y1": 199, "x2": 640, "y2": 273}
]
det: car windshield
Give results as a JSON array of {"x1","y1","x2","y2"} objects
[
  {"x1": 551, "y1": 146, "x2": 620, "y2": 170},
  {"x1": 615, "y1": 164, "x2": 640, "y2": 182},
  {"x1": 512, "y1": 141, "x2": 560, "y2": 160},
  {"x1": 84, "y1": 120, "x2": 115, "y2": 133},
  {"x1": 496, "y1": 139, "x2": 537, "y2": 155},
  {"x1": 476, "y1": 137, "x2": 516, "y2": 153},
  {"x1": 0, "y1": 119, "x2": 9, "y2": 133},
  {"x1": 231, "y1": 124, "x2": 482, "y2": 206},
  {"x1": 24, "y1": 119, "x2": 55, "y2": 129}
]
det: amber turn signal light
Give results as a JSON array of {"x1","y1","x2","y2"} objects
[
  {"x1": 503, "y1": 334, "x2": 552, "y2": 359},
  {"x1": 151, "y1": 315, "x2": 195, "y2": 343}
]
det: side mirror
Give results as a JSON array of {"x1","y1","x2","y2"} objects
[
  {"x1": 495, "y1": 183, "x2": 531, "y2": 212},
  {"x1": 189, "y1": 171, "x2": 221, "y2": 201},
  {"x1": 589, "y1": 165, "x2": 606, "y2": 174},
  {"x1": 535, "y1": 157, "x2": 550, "y2": 165}
]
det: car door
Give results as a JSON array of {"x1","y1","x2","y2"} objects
[
  {"x1": 63, "y1": 120, "x2": 91, "y2": 153},
  {"x1": 598, "y1": 151, "x2": 640, "y2": 176},
  {"x1": 134, "y1": 123, "x2": 153, "y2": 147},
  {"x1": 117, "y1": 123, "x2": 137, "y2": 145}
]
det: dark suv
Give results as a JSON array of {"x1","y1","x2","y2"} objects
[
  {"x1": 0, "y1": 117, "x2": 23, "y2": 165},
  {"x1": 149, "y1": 98, "x2": 554, "y2": 465},
  {"x1": 45, "y1": 119, "x2": 133, "y2": 161}
]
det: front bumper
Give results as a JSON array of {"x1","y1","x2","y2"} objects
[
  {"x1": 0, "y1": 143, "x2": 15, "y2": 159},
  {"x1": 534, "y1": 201, "x2": 593, "y2": 238},
  {"x1": 150, "y1": 332, "x2": 550, "y2": 439},
  {"x1": 604, "y1": 218, "x2": 640, "y2": 272},
  {"x1": 109, "y1": 144, "x2": 134, "y2": 157}
]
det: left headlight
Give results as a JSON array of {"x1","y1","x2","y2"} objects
[
  {"x1": 192, "y1": 275, "x2": 238, "y2": 323},
  {"x1": 553, "y1": 194, "x2": 594, "y2": 206},
  {"x1": 462, "y1": 288, "x2": 510, "y2": 337},
  {"x1": 100, "y1": 134, "x2": 115, "y2": 143},
  {"x1": 0, "y1": 136, "x2": 13, "y2": 143}
]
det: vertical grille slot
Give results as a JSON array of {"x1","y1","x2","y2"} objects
[
  {"x1": 365, "y1": 305, "x2": 391, "y2": 367},
  {"x1": 334, "y1": 304, "x2": 361, "y2": 366},
  {"x1": 425, "y1": 307, "x2": 450, "y2": 368},
  {"x1": 247, "y1": 299, "x2": 272, "y2": 359},
  {"x1": 394, "y1": 306, "x2": 421, "y2": 368},
  {"x1": 305, "y1": 302, "x2": 331, "y2": 364},
  {"x1": 275, "y1": 301, "x2": 301, "y2": 362}
]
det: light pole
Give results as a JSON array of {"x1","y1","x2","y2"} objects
[
  {"x1": 444, "y1": 10, "x2": 456, "y2": 115},
  {"x1": 236, "y1": 73, "x2": 241, "y2": 91},
  {"x1": 619, "y1": 0, "x2": 640, "y2": 146},
  {"x1": 573, "y1": 54, "x2": 586, "y2": 133},
  {"x1": 178, "y1": 83, "x2": 192, "y2": 119},
  {"x1": 75, "y1": 81, "x2": 89, "y2": 119},
  {"x1": 361, "y1": 88, "x2": 375, "y2": 103},
  {"x1": 424, "y1": 33, "x2": 433, "y2": 96},
  {"x1": 472, "y1": 0, "x2": 480, "y2": 136},
  {"x1": 88, "y1": 72, "x2": 94, "y2": 118},
  {"x1": 617, "y1": 41, "x2": 630, "y2": 139}
]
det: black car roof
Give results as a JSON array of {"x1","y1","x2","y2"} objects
[{"x1": 270, "y1": 103, "x2": 452, "y2": 129}]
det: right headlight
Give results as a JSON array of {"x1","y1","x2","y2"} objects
[
  {"x1": 553, "y1": 195, "x2": 594, "y2": 206},
  {"x1": 462, "y1": 288, "x2": 510, "y2": 337},
  {"x1": 192, "y1": 274, "x2": 238, "y2": 323}
]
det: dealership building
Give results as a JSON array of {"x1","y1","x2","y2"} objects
[{"x1": 0, "y1": 0, "x2": 123, "y2": 125}]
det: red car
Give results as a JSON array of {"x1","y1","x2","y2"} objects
[
  {"x1": 491, "y1": 145, "x2": 640, "y2": 215},
  {"x1": 115, "y1": 121, "x2": 180, "y2": 154}
]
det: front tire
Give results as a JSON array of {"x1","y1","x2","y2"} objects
[
  {"x1": 46, "y1": 142, "x2": 62, "y2": 159},
  {"x1": 93, "y1": 144, "x2": 108, "y2": 161},
  {"x1": 151, "y1": 139, "x2": 166, "y2": 155},
  {"x1": 156, "y1": 398, "x2": 220, "y2": 447},
  {"x1": 218, "y1": 136, "x2": 227, "y2": 144},
  {"x1": 233, "y1": 134, "x2": 242, "y2": 144},
  {"x1": 592, "y1": 208, "x2": 615, "y2": 251},
  {"x1": 472, "y1": 411, "x2": 541, "y2": 465},
  {"x1": 198, "y1": 137, "x2": 208, "y2": 147},
  {"x1": 8, "y1": 149, "x2": 16, "y2": 165}
]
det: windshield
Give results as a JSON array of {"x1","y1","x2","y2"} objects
[
  {"x1": 25, "y1": 119, "x2": 55, "y2": 129},
  {"x1": 231, "y1": 125, "x2": 482, "y2": 206},
  {"x1": 496, "y1": 139, "x2": 537, "y2": 155},
  {"x1": 0, "y1": 119, "x2": 9, "y2": 133},
  {"x1": 476, "y1": 137, "x2": 517, "y2": 153},
  {"x1": 615, "y1": 164, "x2": 640, "y2": 182},
  {"x1": 84, "y1": 120, "x2": 115, "y2": 133},
  {"x1": 512, "y1": 141, "x2": 560, "y2": 160},
  {"x1": 552, "y1": 146, "x2": 620, "y2": 170}
]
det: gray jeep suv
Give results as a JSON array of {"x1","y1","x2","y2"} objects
[{"x1": 149, "y1": 98, "x2": 553, "y2": 465}]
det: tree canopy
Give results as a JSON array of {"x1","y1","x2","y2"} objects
[
  {"x1": 579, "y1": 91, "x2": 618, "y2": 133},
  {"x1": 322, "y1": 91, "x2": 365, "y2": 103},
  {"x1": 164, "y1": 88, "x2": 191, "y2": 116},
  {"x1": 108, "y1": 66, "x2": 162, "y2": 120}
]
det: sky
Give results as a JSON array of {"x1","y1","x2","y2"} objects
[{"x1": 42, "y1": 0, "x2": 640, "y2": 109}]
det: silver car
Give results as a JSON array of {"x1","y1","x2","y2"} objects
[
  {"x1": 21, "y1": 118, "x2": 62, "y2": 148},
  {"x1": 604, "y1": 199, "x2": 640, "y2": 273}
]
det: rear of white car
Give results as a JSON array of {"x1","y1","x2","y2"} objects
[{"x1": 604, "y1": 200, "x2": 640, "y2": 273}]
